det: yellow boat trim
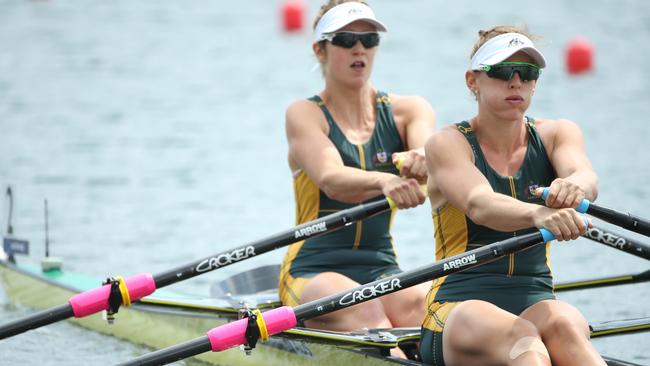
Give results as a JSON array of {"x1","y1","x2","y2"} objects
[
  {"x1": 283, "y1": 328, "x2": 397, "y2": 348},
  {"x1": 591, "y1": 324, "x2": 650, "y2": 337},
  {"x1": 555, "y1": 275, "x2": 634, "y2": 290}
]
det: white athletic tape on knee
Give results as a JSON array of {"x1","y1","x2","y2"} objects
[{"x1": 509, "y1": 336, "x2": 549, "y2": 360}]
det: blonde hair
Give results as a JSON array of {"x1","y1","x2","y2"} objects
[
  {"x1": 470, "y1": 25, "x2": 538, "y2": 60},
  {"x1": 313, "y1": 0, "x2": 369, "y2": 30}
]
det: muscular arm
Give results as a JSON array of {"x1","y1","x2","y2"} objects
[
  {"x1": 543, "y1": 119, "x2": 598, "y2": 206},
  {"x1": 286, "y1": 100, "x2": 423, "y2": 206},
  {"x1": 426, "y1": 128, "x2": 552, "y2": 232},
  {"x1": 427, "y1": 126, "x2": 587, "y2": 240},
  {"x1": 390, "y1": 95, "x2": 436, "y2": 182}
]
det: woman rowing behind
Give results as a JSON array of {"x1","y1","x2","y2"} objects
[
  {"x1": 278, "y1": 0, "x2": 435, "y2": 336},
  {"x1": 421, "y1": 26, "x2": 605, "y2": 365}
]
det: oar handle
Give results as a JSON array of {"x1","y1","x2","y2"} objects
[
  {"x1": 539, "y1": 216, "x2": 590, "y2": 243},
  {"x1": 540, "y1": 187, "x2": 590, "y2": 213},
  {"x1": 534, "y1": 188, "x2": 590, "y2": 241},
  {"x1": 386, "y1": 157, "x2": 427, "y2": 209},
  {"x1": 539, "y1": 227, "x2": 555, "y2": 242}
]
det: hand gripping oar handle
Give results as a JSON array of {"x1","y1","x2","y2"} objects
[
  {"x1": 117, "y1": 223, "x2": 576, "y2": 366},
  {"x1": 540, "y1": 187, "x2": 590, "y2": 213},
  {"x1": 541, "y1": 187, "x2": 650, "y2": 237}
]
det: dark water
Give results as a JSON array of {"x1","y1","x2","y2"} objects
[{"x1": 0, "y1": 0, "x2": 648, "y2": 364}]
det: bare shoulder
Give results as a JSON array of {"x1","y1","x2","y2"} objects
[
  {"x1": 534, "y1": 117, "x2": 581, "y2": 131},
  {"x1": 425, "y1": 125, "x2": 471, "y2": 158},
  {"x1": 388, "y1": 93, "x2": 435, "y2": 117},
  {"x1": 286, "y1": 99, "x2": 320, "y2": 120},
  {"x1": 534, "y1": 118, "x2": 584, "y2": 148},
  {"x1": 285, "y1": 98, "x2": 328, "y2": 133}
]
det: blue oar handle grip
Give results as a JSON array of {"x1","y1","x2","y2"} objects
[
  {"x1": 540, "y1": 187, "x2": 590, "y2": 213},
  {"x1": 539, "y1": 228, "x2": 555, "y2": 242},
  {"x1": 539, "y1": 216, "x2": 590, "y2": 242}
]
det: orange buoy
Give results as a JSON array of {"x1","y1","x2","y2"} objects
[
  {"x1": 282, "y1": 0, "x2": 305, "y2": 32},
  {"x1": 565, "y1": 37, "x2": 594, "y2": 74}
]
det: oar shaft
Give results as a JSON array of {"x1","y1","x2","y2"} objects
[
  {"x1": 583, "y1": 225, "x2": 650, "y2": 260},
  {"x1": 294, "y1": 231, "x2": 545, "y2": 321},
  {"x1": 541, "y1": 188, "x2": 650, "y2": 237},
  {"x1": 0, "y1": 199, "x2": 391, "y2": 340},
  {"x1": 0, "y1": 304, "x2": 73, "y2": 339},
  {"x1": 119, "y1": 228, "x2": 555, "y2": 365},
  {"x1": 153, "y1": 199, "x2": 390, "y2": 287},
  {"x1": 117, "y1": 336, "x2": 212, "y2": 366},
  {"x1": 587, "y1": 204, "x2": 650, "y2": 237}
]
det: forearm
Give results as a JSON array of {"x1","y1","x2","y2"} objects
[
  {"x1": 562, "y1": 169, "x2": 599, "y2": 201},
  {"x1": 319, "y1": 167, "x2": 393, "y2": 203},
  {"x1": 467, "y1": 191, "x2": 541, "y2": 232}
]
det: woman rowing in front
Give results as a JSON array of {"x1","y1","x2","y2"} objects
[
  {"x1": 278, "y1": 0, "x2": 435, "y2": 339},
  {"x1": 420, "y1": 26, "x2": 605, "y2": 365}
]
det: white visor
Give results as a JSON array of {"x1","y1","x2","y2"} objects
[
  {"x1": 314, "y1": 2, "x2": 387, "y2": 43},
  {"x1": 470, "y1": 33, "x2": 546, "y2": 70}
]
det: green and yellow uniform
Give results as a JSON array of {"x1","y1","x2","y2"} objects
[
  {"x1": 279, "y1": 92, "x2": 404, "y2": 307},
  {"x1": 421, "y1": 119, "x2": 556, "y2": 366}
]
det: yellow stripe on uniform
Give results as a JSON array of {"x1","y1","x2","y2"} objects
[
  {"x1": 353, "y1": 144, "x2": 367, "y2": 250},
  {"x1": 279, "y1": 171, "x2": 320, "y2": 306},
  {"x1": 507, "y1": 177, "x2": 517, "y2": 276}
]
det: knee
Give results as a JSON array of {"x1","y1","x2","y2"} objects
[
  {"x1": 448, "y1": 301, "x2": 541, "y2": 344},
  {"x1": 543, "y1": 313, "x2": 590, "y2": 340},
  {"x1": 508, "y1": 317, "x2": 542, "y2": 342},
  {"x1": 350, "y1": 299, "x2": 389, "y2": 324},
  {"x1": 395, "y1": 286, "x2": 426, "y2": 312}
]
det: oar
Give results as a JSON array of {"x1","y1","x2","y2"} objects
[
  {"x1": 582, "y1": 225, "x2": 650, "y2": 261},
  {"x1": 555, "y1": 269, "x2": 650, "y2": 292},
  {"x1": 0, "y1": 198, "x2": 396, "y2": 339},
  {"x1": 541, "y1": 188, "x2": 650, "y2": 237},
  {"x1": 117, "y1": 227, "x2": 559, "y2": 366},
  {"x1": 590, "y1": 317, "x2": 650, "y2": 338}
]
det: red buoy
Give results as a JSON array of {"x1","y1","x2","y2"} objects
[
  {"x1": 565, "y1": 37, "x2": 594, "y2": 74},
  {"x1": 282, "y1": 0, "x2": 305, "y2": 32}
]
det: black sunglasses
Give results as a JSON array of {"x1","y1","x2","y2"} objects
[
  {"x1": 323, "y1": 31, "x2": 380, "y2": 49},
  {"x1": 480, "y1": 62, "x2": 542, "y2": 82}
]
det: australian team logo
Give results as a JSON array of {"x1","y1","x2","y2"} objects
[
  {"x1": 525, "y1": 183, "x2": 542, "y2": 202},
  {"x1": 371, "y1": 150, "x2": 391, "y2": 166},
  {"x1": 508, "y1": 37, "x2": 525, "y2": 47}
]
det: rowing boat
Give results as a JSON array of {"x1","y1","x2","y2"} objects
[{"x1": 1, "y1": 256, "x2": 647, "y2": 366}]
